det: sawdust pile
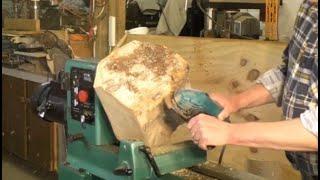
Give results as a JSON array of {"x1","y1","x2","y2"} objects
[{"x1": 172, "y1": 169, "x2": 217, "y2": 180}]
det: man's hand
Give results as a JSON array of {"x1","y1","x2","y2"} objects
[
  {"x1": 210, "y1": 84, "x2": 275, "y2": 120},
  {"x1": 210, "y1": 93, "x2": 239, "y2": 120},
  {"x1": 188, "y1": 114, "x2": 318, "y2": 151},
  {"x1": 187, "y1": 114, "x2": 232, "y2": 150}
]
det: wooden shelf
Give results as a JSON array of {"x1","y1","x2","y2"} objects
[{"x1": 2, "y1": 29, "x2": 43, "y2": 36}]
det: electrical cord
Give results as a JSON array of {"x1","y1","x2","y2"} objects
[{"x1": 94, "y1": 6, "x2": 106, "y2": 20}]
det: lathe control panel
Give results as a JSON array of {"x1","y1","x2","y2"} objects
[{"x1": 70, "y1": 67, "x2": 95, "y2": 124}]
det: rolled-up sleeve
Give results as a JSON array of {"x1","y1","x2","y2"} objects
[
  {"x1": 256, "y1": 43, "x2": 290, "y2": 106},
  {"x1": 300, "y1": 106, "x2": 318, "y2": 138},
  {"x1": 256, "y1": 68, "x2": 285, "y2": 105}
]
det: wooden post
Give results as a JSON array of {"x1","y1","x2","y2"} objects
[
  {"x1": 265, "y1": 0, "x2": 279, "y2": 40},
  {"x1": 108, "y1": 0, "x2": 126, "y2": 49},
  {"x1": 95, "y1": 0, "x2": 126, "y2": 60},
  {"x1": 94, "y1": 0, "x2": 109, "y2": 60},
  {"x1": 116, "y1": 0, "x2": 126, "y2": 43}
]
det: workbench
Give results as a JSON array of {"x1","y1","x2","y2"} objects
[
  {"x1": 2, "y1": 67, "x2": 52, "y2": 83},
  {"x1": 2, "y1": 67, "x2": 62, "y2": 172}
]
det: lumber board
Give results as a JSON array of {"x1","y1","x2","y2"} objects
[
  {"x1": 14, "y1": 51, "x2": 47, "y2": 58},
  {"x1": 124, "y1": 35, "x2": 285, "y2": 94},
  {"x1": 121, "y1": 34, "x2": 299, "y2": 179},
  {"x1": 115, "y1": 0, "x2": 126, "y2": 43},
  {"x1": 95, "y1": 1, "x2": 109, "y2": 59},
  {"x1": 108, "y1": 0, "x2": 126, "y2": 45},
  {"x1": 4, "y1": 18, "x2": 40, "y2": 31},
  {"x1": 2, "y1": 29, "x2": 42, "y2": 36}
]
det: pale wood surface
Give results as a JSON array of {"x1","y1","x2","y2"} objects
[
  {"x1": 4, "y1": 18, "x2": 40, "y2": 31},
  {"x1": 14, "y1": 51, "x2": 47, "y2": 58},
  {"x1": 2, "y1": 30, "x2": 67, "y2": 37},
  {"x1": 121, "y1": 34, "x2": 299, "y2": 179},
  {"x1": 2, "y1": 29, "x2": 42, "y2": 36}
]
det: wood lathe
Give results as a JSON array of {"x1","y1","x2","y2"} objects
[{"x1": 29, "y1": 41, "x2": 265, "y2": 180}]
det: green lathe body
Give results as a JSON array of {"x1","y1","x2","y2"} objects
[{"x1": 59, "y1": 59, "x2": 207, "y2": 180}]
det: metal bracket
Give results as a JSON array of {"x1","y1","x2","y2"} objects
[
  {"x1": 61, "y1": 71, "x2": 70, "y2": 91},
  {"x1": 139, "y1": 145, "x2": 162, "y2": 177},
  {"x1": 67, "y1": 133, "x2": 84, "y2": 143},
  {"x1": 113, "y1": 162, "x2": 133, "y2": 176}
]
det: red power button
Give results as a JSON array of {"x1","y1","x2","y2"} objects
[{"x1": 78, "y1": 90, "x2": 89, "y2": 103}]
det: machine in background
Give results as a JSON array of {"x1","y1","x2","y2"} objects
[
  {"x1": 126, "y1": 0, "x2": 161, "y2": 30},
  {"x1": 125, "y1": 0, "x2": 206, "y2": 37},
  {"x1": 210, "y1": 11, "x2": 261, "y2": 39},
  {"x1": 201, "y1": 0, "x2": 263, "y2": 39}
]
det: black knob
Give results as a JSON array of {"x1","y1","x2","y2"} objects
[
  {"x1": 113, "y1": 166, "x2": 133, "y2": 176},
  {"x1": 67, "y1": 133, "x2": 84, "y2": 143}
]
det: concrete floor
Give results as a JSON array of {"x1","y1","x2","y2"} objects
[{"x1": 2, "y1": 151, "x2": 57, "y2": 180}]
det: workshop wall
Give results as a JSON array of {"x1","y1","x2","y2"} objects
[
  {"x1": 278, "y1": 0, "x2": 301, "y2": 42},
  {"x1": 2, "y1": 0, "x2": 30, "y2": 23},
  {"x1": 2, "y1": 0, "x2": 13, "y2": 25}
]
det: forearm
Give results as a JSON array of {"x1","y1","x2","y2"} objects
[
  {"x1": 228, "y1": 119, "x2": 318, "y2": 151},
  {"x1": 231, "y1": 66, "x2": 287, "y2": 111},
  {"x1": 231, "y1": 84, "x2": 274, "y2": 111}
]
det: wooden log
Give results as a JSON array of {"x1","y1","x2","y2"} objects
[
  {"x1": 94, "y1": 40, "x2": 189, "y2": 147},
  {"x1": 4, "y1": 18, "x2": 40, "y2": 31}
]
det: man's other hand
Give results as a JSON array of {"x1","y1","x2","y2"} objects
[
  {"x1": 187, "y1": 114, "x2": 232, "y2": 150},
  {"x1": 210, "y1": 93, "x2": 239, "y2": 120}
]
